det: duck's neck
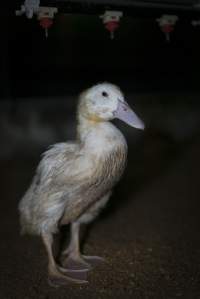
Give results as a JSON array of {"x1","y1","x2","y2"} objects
[
  {"x1": 76, "y1": 114, "x2": 127, "y2": 156},
  {"x1": 77, "y1": 114, "x2": 107, "y2": 142}
]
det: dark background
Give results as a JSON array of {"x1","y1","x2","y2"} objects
[
  {"x1": 1, "y1": 1, "x2": 200, "y2": 298},
  {"x1": 2, "y1": 0, "x2": 200, "y2": 99}
]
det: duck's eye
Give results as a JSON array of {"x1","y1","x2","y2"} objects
[{"x1": 102, "y1": 91, "x2": 108, "y2": 97}]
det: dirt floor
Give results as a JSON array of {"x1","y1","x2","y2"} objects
[{"x1": 1, "y1": 133, "x2": 200, "y2": 299}]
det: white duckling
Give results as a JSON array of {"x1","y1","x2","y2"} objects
[{"x1": 19, "y1": 83, "x2": 144, "y2": 286}]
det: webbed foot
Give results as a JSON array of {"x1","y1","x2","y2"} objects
[
  {"x1": 61, "y1": 255, "x2": 91, "y2": 270},
  {"x1": 82, "y1": 255, "x2": 105, "y2": 267},
  {"x1": 48, "y1": 266, "x2": 88, "y2": 287},
  {"x1": 61, "y1": 254, "x2": 105, "y2": 271}
]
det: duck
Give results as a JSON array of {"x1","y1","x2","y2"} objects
[{"x1": 19, "y1": 82, "x2": 145, "y2": 286}]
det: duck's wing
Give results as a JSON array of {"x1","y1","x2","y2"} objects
[
  {"x1": 36, "y1": 142, "x2": 80, "y2": 189},
  {"x1": 20, "y1": 141, "x2": 81, "y2": 208},
  {"x1": 19, "y1": 142, "x2": 83, "y2": 234}
]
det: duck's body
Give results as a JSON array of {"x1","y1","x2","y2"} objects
[
  {"x1": 19, "y1": 83, "x2": 144, "y2": 286},
  {"x1": 20, "y1": 121, "x2": 127, "y2": 235}
]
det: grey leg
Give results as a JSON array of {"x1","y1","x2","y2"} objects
[
  {"x1": 61, "y1": 222, "x2": 91, "y2": 270},
  {"x1": 61, "y1": 194, "x2": 110, "y2": 270},
  {"x1": 41, "y1": 232, "x2": 88, "y2": 286}
]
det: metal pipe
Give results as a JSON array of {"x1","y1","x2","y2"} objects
[
  {"x1": 42, "y1": 0, "x2": 199, "y2": 11},
  {"x1": 40, "y1": 0, "x2": 200, "y2": 17}
]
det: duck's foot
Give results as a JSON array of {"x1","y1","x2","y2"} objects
[
  {"x1": 82, "y1": 255, "x2": 105, "y2": 267},
  {"x1": 61, "y1": 254, "x2": 105, "y2": 271},
  {"x1": 48, "y1": 265, "x2": 88, "y2": 287},
  {"x1": 61, "y1": 255, "x2": 91, "y2": 271}
]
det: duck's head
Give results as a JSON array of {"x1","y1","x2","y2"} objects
[{"x1": 78, "y1": 83, "x2": 145, "y2": 130}]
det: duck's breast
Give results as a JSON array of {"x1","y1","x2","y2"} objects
[
  {"x1": 64, "y1": 123, "x2": 128, "y2": 221},
  {"x1": 85, "y1": 121, "x2": 128, "y2": 188}
]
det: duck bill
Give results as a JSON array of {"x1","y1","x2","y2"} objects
[{"x1": 113, "y1": 100, "x2": 145, "y2": 130}]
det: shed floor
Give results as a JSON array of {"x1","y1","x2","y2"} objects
[{"x1": 1, "y1": 135, "x2": 200, "y2": 299}]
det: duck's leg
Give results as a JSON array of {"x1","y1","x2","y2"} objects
[
  {"x1": 77, "y1": 193, "x2": 111, "y2": 267},
  {"x1": 61, "y1": 221, "x2": 104, "y2": 270},
  {"x1": 41, "y1": 232, "x2": 88, "y2": 286},
  {"x1": 61, "y1": 194, "x2": 111, "y2": 270},
  {"x1": 61, "y1": 222, "x2": 91, "y2": 270},
  {"x1": 62, "y1": 196, "x2": 111, "y2": 269}
]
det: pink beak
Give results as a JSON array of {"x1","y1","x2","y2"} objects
[{"x1": 113, "y1": 100, "x2": 145, "y2": 130}]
